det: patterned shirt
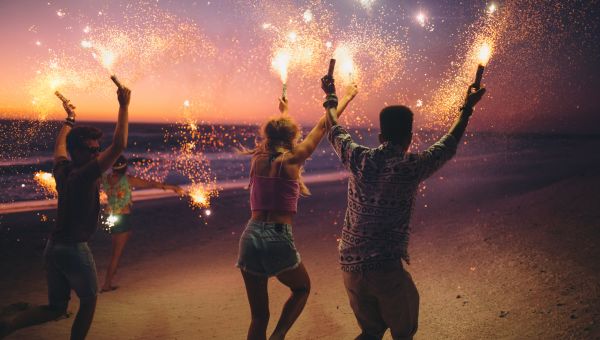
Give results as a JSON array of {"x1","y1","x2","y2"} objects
[{"x1": 328, "y1": 125, "x2": 458, "y2": 272}]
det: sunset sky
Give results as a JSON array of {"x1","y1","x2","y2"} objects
[{"x1": 0, "y1": 0, "x2": 598, "y2": 132}]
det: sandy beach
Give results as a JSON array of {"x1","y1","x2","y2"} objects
[{"x1": 1, "y1": 136, "x2": 600, "y2": 339}]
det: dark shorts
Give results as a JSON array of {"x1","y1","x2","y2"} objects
[
  {"x1": 44, "y1": 241, "x2": 98, "y2": 311},
  {"x1": 236, "y1": 220, "x2": 301, "y2": 277},
  {"x1": 109, "y1": 214, "x2": 132, "y2": 234}
]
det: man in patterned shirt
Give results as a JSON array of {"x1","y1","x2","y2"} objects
[{"x1": 321, "y1": 76, "x2": 486, "y2": 339}]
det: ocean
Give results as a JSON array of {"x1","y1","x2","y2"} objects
[{"x1": 1, "y1": 119, "x2": 598, "y2": 203}]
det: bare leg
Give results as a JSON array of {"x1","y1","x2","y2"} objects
[
  {"x1": 102, "y1": 231, "x2": 131, "y2": 291},
  {"x1": 269, "y1": 263, "x2": 310, "y2": 340},
  {"x1": 241, "y1": 270, "x2": 269, "y2": 340},
  {"x1": 70, "y1": 297, "x2": 96, "y2": 340}
]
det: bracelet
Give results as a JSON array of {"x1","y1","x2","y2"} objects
[
  {"x1": 64, "y1": 119, "x2": 74, "y2": 127},
  {"x1": 323, "y1": 94, "x2": 338, "y2": 109}
]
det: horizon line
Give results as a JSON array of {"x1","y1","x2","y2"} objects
[{"x1": 1, "y1": 118, "x2": 599, "y2": 137}]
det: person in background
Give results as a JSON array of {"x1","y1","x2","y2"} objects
[
  {"x1": 322, "y1": 76, "x2": 486, "y2": 340},
  {"x1": 101, "y1": 155, "x2": 184, "y2": 292}
]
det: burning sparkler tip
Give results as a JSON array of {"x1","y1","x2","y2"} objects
[{"x1": 416, "y1": 12, "x2": 427, "y2": 27}]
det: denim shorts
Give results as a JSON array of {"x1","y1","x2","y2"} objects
[
  {"x1": 236, "y1": 220, "x2": 301, "y2": 277},
  {"x1": 44, "y1": 241, "x2": 98, "y2": 311}
]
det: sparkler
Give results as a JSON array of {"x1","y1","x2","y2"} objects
[
  {"x1": 107, "y1": 214, "x2": 119, "y2": 227},
  {"x1": 271, "y1": 49, "x2": 291, "y2": 99},
  {"x1": 34, "y1": 171, "x2": 57, "y2": 197},
  {"x1": 416, "y1": 12, "x2": 427, "y2": 27},
  {"x1": 357, "y1": 0, "x2": 376, "y2": 11},
  {"x1": 327, "y1": 58, "x2": 336, "y2": 77},
  {"x1": 342, "y1": 59, "x2": 354, "y2": 83},
  {"x1": 188, "y1": 184, "x2": 216, "y2": 209},
  {"x1": 303, "y1": 10, "x2": 313, "y2": 23},
  {"x1": 97, "y1": 48, "x2": 117, "y2": 73},
  {"x1": 167, "y1": 100, "x2": 220, "y2": 218},
  {"x1": 102, "y1": 213, "x2": 120, "y2": 231},
  {"x1": 287, "y1": 31, "x2": 298, "y2": 43},
  {"x1": 333, "y1": 45, "x2": 355, "y2": 84},
  {"x1": 474, "y1": 42, "x2": 492, "y2": 89},
  {"x1": 54, "y1": 91, "x2": 69, "y2": 104},
  {"x1": 110, "y1": 75, "x2": 124, "y2": 89}
]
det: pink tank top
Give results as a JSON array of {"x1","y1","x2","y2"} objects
[{"x1": 249, "y1": 152, "x2": 300, "y2": 213}]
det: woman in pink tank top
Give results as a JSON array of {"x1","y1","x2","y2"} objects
[{"x1": 236, "y1": 74, "x2": 357, "y2": 340}]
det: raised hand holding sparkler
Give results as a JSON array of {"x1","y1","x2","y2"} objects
[
  {"x1": 112, "y1": 76, "x2": 131, "y2": 107},
  {"x1": 55, "y1": 91, "x2": 76, "y2": 118},
  {"x1": 461, "y1": 42, "x2": 491, "y2": 115},
  {"x1": 321, "y1": 59, "x2": 337, "y2": 97},
  {"x1": 278, "y1": 97, "x2": 289, "y2": 114},
  {"x1": 344, "y1": 82, "x2": 358, "y2": 100},
  {"x1": 322, "y1": 59, "x2": 339, "y2": 127},
  {"x1": 464, "y1": 85, "x2": 487, "y2": 113}
]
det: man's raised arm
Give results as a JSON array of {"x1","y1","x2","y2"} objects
[
  {"x1": 321, "y1": 75, "x2": 340, "y2": 128},
  {"x1": 53, "y1": 99, "x2": 76, "y2": 162},
  {"x1": 448, "y1": 84, "x2": 486, "y2": 142},
  {"x1": 96, "y1": 83, "x2": 131, "y2": 173}
]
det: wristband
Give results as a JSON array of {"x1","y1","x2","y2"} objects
[
  {"x1": 323, "y1": 94, "x2": 338, "y2": 109},
  {"x1": 64, "y1": 118, "x2": 75, "y2": 127}
]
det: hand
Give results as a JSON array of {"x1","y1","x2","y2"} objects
[
  {"x1": 62, "y1": 101, "x2": 76, "y2": 118},
  {"x1": 171, "y1": 186, "x2": 185, "y2": 196},
  {"x1": 464, "y1": 84, "x2": 486, "y2": 109},
  {"x1": 321, "y1": 75, "x2": 336, "y2": 95},
  {"x1": 345, "y1": 83, "x2": 358, "y2": 99},
  {"x1": 278, "y1": 97, "x2": 288, "y2": 114},
  {"x1": 117, "y1": 86, "x2": 131, "y2": 107}
]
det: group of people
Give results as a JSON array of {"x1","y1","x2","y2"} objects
[{"x1": 1, "y1": 67, "x2": 486, "y2": 340}]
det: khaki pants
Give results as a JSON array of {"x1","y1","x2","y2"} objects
[{"x1": 342, "y1": 266, "x2": 419, "y2": 340}]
